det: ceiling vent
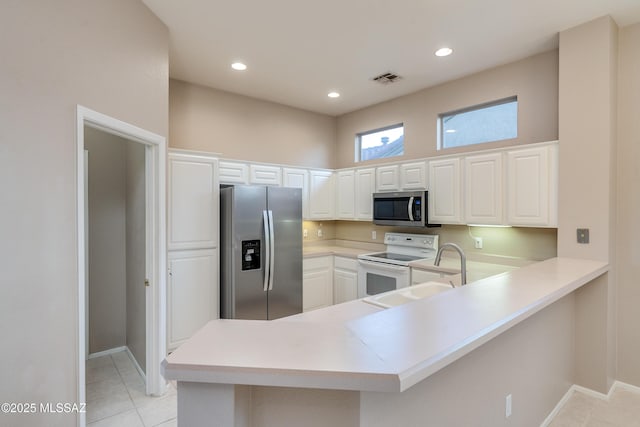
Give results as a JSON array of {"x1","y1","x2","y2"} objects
[{"x1": 372, "y1": 72, "x2": 402, "y2": 84}]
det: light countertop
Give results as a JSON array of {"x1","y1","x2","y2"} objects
[{"x1": 163, "y1": 257, "x2": 608, "y2": 393}]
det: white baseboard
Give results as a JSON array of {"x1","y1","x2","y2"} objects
[
  {"x1": 87, "y1": 345, "x2": 146, "y2": 381},
  {"x1": 88, "y1": 346, "x2": 127, "y2": 359},
  {"x1": 125, "y1": 346, "x2": 146, "y2": 381},
  {"x1": 540, "y1": 380, "x2": 640, "y2": 426}
]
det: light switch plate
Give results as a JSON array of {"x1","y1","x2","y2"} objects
[{"x1": 577, "y1": 228, "x2": 589, "y2": 244}]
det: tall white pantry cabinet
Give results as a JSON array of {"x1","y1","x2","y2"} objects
[{"x1": 167, "y1": 151, "x2": 219, "y2": 351}]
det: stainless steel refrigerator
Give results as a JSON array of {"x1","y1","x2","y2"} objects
[{"x1": 220, "y1": 185, "x2": 303, "y2": 320}]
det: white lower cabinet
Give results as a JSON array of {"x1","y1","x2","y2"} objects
[
  {"x1": 302, "y1": 256, "x2": 333, "y2": 312},
  {"x1": 333, "y1": 257, "x2": 358, "y2": 304},
  {"x1": 167, "y1": 248, "x2": 218, "y2": 351}
]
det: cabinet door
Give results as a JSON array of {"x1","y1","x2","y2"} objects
[
  {"x1": 308, "y1": 170, "x2": 335, "y2": 219},
  {"x1": 249, "y1": 164, "x2": 282, "y2": 186},
  {"x1": 507, "y1": 146, "x2": 553, "y2": 226},
  {"x1": 428, "y1": 158, "x2": 462, "y2": 224},
  {"x1": 333, "y1": 257, "x2": 358, "y2": 304},
  {"x1": 282, "y1": 168, "x2": 310, "y2": 219},
  {"x1": 168, "y1": 153, "x2": 219, "y2": 250},
  {"x1": 355, "y1": 168, "x2": 376, "y2": 220},
  {"x1": 219, "y1": 161, "x2": 249, "y2": 184},
  {"x1": 400, "y1": 161, "x2": 427, "y2": 190},
  {"x1": 336, "y1": 170, "x2": 356, "y2": 219},
  {"x1": 167, "y1": 249, "x2": 218, "y2": 350},
  {"x1": 303, "y1": 256, "x2": 333, "y2": 312},
  {"x1": 376, "y1": 165, "x2": 400, "y2": 192},
  {"x1": 464, "y1": 153, "x2": 503, "y2": 225}
]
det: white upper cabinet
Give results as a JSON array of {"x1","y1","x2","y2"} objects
[
  {"x1": 400, "y1": 161, "x2": 427, "y2": 190},
  {"x1": 282, "y1": 168, "x2": 310, "y2": 219},
  {"x1": 428, "y1": 158, "x2": 463, "y2": 224},
  {"x1": 336, "y1": 170, "x2": 355, "y2": 219},
  {"x1": 506, "y1": 144, "x2": 557, "y2": 227},
  {"x1": 218, "y1": 160, "x2": 249, "y2": 184},
  {"x1": 249, "y1": 164, "x2": 281, "y2": 186},
  {"x1": 168, "y1": 153, "x2": 219, "y2": 250},
  {"x1": 464, "y1": 153, "x2": 504, "y2": 225},
  {"x1": 355, "y1": 168, "x2": 376, "y2": 220},
  {"x1": 308, "y1": 170, "x2": 335, "y2": 219},
  {"x1": 376, "y1": 165, "x2": 400, "y2": 192}
]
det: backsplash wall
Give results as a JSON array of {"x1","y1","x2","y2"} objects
[{"x1": 305, "y1": 221, "x2": 557, "y2": 261}]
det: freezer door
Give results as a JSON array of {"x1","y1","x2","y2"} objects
[
  {"x1": 266, "y1": 187, "x2": 303, "y2": 319},
  {"x1": 220, "y1": 185, "x2": 268, "y2": 320}
]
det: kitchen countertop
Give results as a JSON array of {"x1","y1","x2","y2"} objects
[{"x1": 162, "y1": 257, "x2": 608, "y2": 393}]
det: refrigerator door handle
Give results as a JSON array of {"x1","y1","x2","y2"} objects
[
  {"x1": 262, "y1": 210, "x2": 270, "y2": 292},
  {"x1": 267, "y1": 210, "x2": 275, "y2": 291}
]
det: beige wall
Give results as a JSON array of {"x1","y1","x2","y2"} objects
[
  {"x1": 558, "y1": 16, "x2": 618, "y2": 393},
  {"x1": 332, "y1": 222, "x2": 557, "y2": 261},
  {"x1": 126, "y1": 141, "x2": 147, "y2": 373},
  {"x1": 616, "y1": 22, "x2": 640, "y2": 386},
  {"x1": 335, "y1": 50, "x2": 559, "y2": 169},
  {"x1": 0, "y1": 1, "x2": 168, "y2": 424},
  {"x1": 86, "y1": 128, "x2": 128, "y2": 354},
  {"x1": 169, "y1": 79, "x2": 336, "y2": 168}
]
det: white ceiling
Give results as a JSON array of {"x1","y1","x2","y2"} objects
[{"x1": 143, "y1": 0, "x2": 640, "y2": 116}]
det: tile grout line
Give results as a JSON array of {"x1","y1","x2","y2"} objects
[
  {"x1": 86, "y1": 354, "x2": 134, "y2": 426},
  {"x1": 111, "y1": 351, "x2": 149, "y2": 427}
]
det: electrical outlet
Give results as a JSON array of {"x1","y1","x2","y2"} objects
[
  {"x1": 303, "y1": 229, "x2": 308, "y2": 238},
  {"x1": 474, "y1": 237, "x2": 483, "y2": 249},
  {"x1": 317, "y1": 228, "x2": 323, "y2": 238},
  {"x1": 505, "y1": 394, "x2": 512, "y2": 418},
  {"x1": 577, "y1": 228, "x2": 589, "y2": 244},
  {"x1": 372, "y1": 230, "x2": 377, "y2": 240}
]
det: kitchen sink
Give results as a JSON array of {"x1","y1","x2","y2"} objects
[{"x1": 363, "y1": 281, "x2": 454, "y2": 309}]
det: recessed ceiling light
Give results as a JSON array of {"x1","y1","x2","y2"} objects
[
  {"x1": 445, "y1": 129, "x2": 457, "y2": 133},
  {"x1": 231, "y1": 62, "x2": 247, "y2": 71},
  {"x1": 435, "y1": 47, "x2": 453, "y2": 57},
  {"x1": 327, "y1": 92, "x2": 340, "y2": 98}
]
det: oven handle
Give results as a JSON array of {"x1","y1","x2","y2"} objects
[{"x1": 358, "y1": 259, "x2": 409, "y2": 272}]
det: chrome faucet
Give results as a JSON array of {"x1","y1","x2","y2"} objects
[{"x1": 434, "y1": 243, "x2": 467, "y2": 285}]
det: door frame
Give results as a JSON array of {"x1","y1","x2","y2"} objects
[{"x1": 76, "y1": 105, "x2": 167, "y2": 425}]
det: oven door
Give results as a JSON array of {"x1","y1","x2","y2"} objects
[{"x1": 357, "y1": 259, "x2": 410, "y2": 298}]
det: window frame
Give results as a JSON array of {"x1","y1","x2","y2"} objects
[
  {"x1": 438, "y1": 96, "x2": 518, "y2": 150},
  {"x1": 355, "y1": 122, "x2": 404, "y2": 162}
]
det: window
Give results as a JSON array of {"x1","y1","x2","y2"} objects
[
  {"x1": 357, "y1": 123, "x2": 404, "y2": 162},
  {"x1": 439, "y1": 97, "x2": 517, "y2": 149}
]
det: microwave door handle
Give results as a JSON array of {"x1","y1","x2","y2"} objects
[{"x1": 408, "y1": 197, "x2": 414, "y2": 221}]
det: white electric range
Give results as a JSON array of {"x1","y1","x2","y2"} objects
[{"x1": 357, "y1": 232, "x2": 439, "y2": 297}]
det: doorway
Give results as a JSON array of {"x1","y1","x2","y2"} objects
[{"x1": 76, "y1": 106, "x2": 167, "y2": 427}]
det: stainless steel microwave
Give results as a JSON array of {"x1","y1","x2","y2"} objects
[{"x1": 372, "y1": 191, "x2": 440, "y2": 227}]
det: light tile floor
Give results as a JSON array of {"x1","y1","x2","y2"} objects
[
  {"x1": 548, "y1": 387, "x2": 640, "y2": 427},
  {"x1": 86, "y1": 350, "x2": 177, "y2": 427}
]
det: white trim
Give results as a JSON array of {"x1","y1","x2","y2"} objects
[
  {"x1": 540, "y1": 381, "x2": 640, "y2": 426},
  {"x1": 125, "y1": 346, "x2": 146, "y2": 381},
  {"x1": 613, "y1": 380, "x2": 640, "y2": 394},
  {"x1": 87, "y1": 346, "x2": 146, "y2": 381},
  {"x1": 76, "y1": 105, "x2": 167, "y2": 427},
  {"x1": 88, "y1": 346, "x2": 128, "y2": 360}
]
